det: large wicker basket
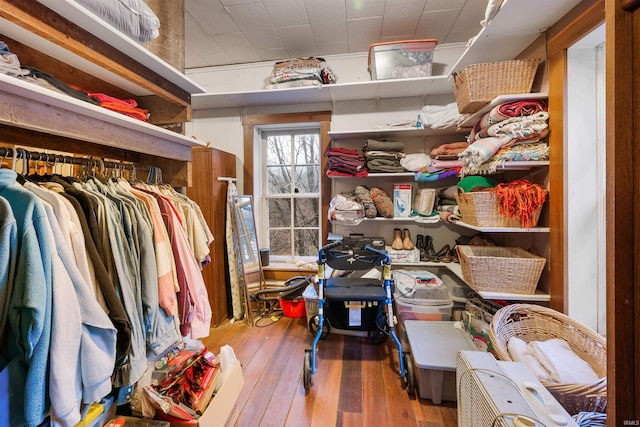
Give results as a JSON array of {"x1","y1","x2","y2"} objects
[
  {"x1": 456, "y1": 191, "x2": 542, "y2": 228},
  {"x1": 453, "y1": 58, "x2": 540, "y2": 114},
  {"x1": 457, "y1": 245, "x2": 545, "y2": 295},
  {"x1": 489, "y1": 304, "x2": 607, "y2": 414}
]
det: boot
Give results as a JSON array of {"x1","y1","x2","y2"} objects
[
  {"x1": 424, "y1": 235, "x2": 437, "y2": 261},
  {"x1": 415, "y1": 234, "x2": 427, "y2": 261},
  {"x1": 402, "y1": 229, "x2": 414, "y2": 250},
  {"x1": 392, "y1": 228, "x2": 403, "y2": 250}
]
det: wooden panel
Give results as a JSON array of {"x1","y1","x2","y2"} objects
[
  {"x1": 605, "y1": 0, "x2": 639, "y2": 423},
  {"x1": 0, "y1": 0, "x2": 190, "y2": 106},
  {"x1": 188, "y1": 146, "x2": 237, "y2": 326},
  {"x1": 144, "y1": 0, "x2": 185, "y2": 73},
  {"x1": 137, "y1": 95, "x2": 191, "y2": 125}
]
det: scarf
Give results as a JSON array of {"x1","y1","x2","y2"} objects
[{"x1": 490, "y1": 179, "x2": 547, "y2": 228}]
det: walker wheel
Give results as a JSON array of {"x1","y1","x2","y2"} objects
[
  {"x1": 403, "y1": 352, "x2": 415, "y2": 396},
  {"x1": 308, "y1": 315, "x2": 330, "y2": 339},
  {"x1": 303, "y1": 349, "x2": 313, "y2": 393}
]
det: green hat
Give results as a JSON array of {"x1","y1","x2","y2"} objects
[{"x1": 457, "y1": 176, "x2": 498, "y2": 192}]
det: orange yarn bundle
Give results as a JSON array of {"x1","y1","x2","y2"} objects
[{"x1": 490, "y1": 179, "x2": 547, "y2": 228}]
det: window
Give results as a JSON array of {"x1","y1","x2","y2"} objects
[{"x1": 259, "y1": 127, "x2": 321, "y2": 261}]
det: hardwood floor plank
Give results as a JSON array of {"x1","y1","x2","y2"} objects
[
  {"x1": 200, "y1": 317, "x2": 457, "y2": 427},
  {"x1": 338, "y1": 336, "x2": 363, "y2": 413}
]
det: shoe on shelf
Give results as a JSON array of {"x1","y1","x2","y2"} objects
[
  {"x1": 392, "y1": 228, "x2": 403, "y2": 250},
  {"x1": 402, "y1": 228, "x2": 414, "y2": 250},
  {"x1": 424, "y1": 235, "x2": 437, "y2": 261},
  {"x1": 415, "y1": 234, "x2": 428, "y2": 261},
  {"x1": 435, "y1": 244, "x2": 452, "y2": 262},
  {"x1": 450, "y1": 245, "x2": 459, "y2": 263}
]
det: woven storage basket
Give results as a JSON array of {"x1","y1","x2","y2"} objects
[
  {"x1": 453, "y1": 58, "x2": 540, "y2": 114},
  {"x1": 456, "y1": 191, "x2": 542, "y2": 228},
  {"x1": 456, "y1": 245, "x2": 545, "y2": 295},
  {"x1": 489, "y1": 304, "x2": 607, "y2": 414}
]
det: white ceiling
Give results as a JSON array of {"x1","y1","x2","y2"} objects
[{"x1": 184, "y1": 0, "x2": 489, "y2": 70}]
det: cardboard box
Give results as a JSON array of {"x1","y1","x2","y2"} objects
[
  {"x1": 393, "y1": 183, "x2": 412, "y2": 217},
  {"x1": 159, "y1": 360, "x2": 244, "y2": 427}
]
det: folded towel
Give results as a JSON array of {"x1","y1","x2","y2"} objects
[
  {"x1": 529, "y1": 338, "x2": 600, "y2": 384},
  {"x1": 363, "y1": 139, "x2": 405, "y2": 152},
  {"x1": 507, "y1": 337, "x2": 553, "y2": 382}
]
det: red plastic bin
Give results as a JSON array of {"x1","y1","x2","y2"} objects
[{"x1": 279, "y1": 298, "x2": 306, "y2": 318}]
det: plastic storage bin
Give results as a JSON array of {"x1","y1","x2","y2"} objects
[
  {"x1": 405, "y1": 320, "x2": 478, "y2": 403},
  {"x1": 302, "y1": 284, "x2": 319, "y2": 327},
  {"x1": 394, "y1": 299, "x2": 452, "y2": 321},
  {"x1": 278, "y1": 297, "x2": 306, "y2": 318},
  {"x1": 368, "y1": 39, "x2": 437, "y2": 80}
]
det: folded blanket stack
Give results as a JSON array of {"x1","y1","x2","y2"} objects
[
  {"x1": 362, "y1": 139, "x2": 406, "y2": 173},
  {"x1": 267, "y1": 57, "x2": 337, "y2": 89},
  {"x1": 326, "y1": 147, "x2": 367, "y2": 177},
  {"x1": 459, "y1": 98, "x2": 550, "y2": 176}
]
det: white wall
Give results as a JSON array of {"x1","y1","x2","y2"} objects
[{"x1": 566, "y1": 24, "x2": 606, "y2": 333}]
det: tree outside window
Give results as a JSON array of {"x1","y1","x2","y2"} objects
[{"x1": 263, "y1": 130, "x2": 320, "y2": 259}]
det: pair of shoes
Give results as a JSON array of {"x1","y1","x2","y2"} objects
[
  {"x1": 415, "y1": 234, "x2": 428, "y2": 261},
  {"x1": 450, "y1": 245, "x2": 459, "y2": 263},
  {"x1": 435, "y1": 244, "x2": 452, "y2": 262},
  {"x1": 424, "y1": 235, "x2": 437, "y2": 261},
  {"x1": 392, "y1": 228, "x2": 415, "y2": 250}
]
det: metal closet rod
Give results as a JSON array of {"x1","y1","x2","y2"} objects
[{"x1": 0, "y1": 146, "x2": 137, "y2": 170}]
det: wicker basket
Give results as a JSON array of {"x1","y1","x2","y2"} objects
[
  {"x1": 453, "y1": 59, "x2": 540, "y2": 114},
  {"x1": 456, "y1": 245, "x2": 545, "y2": 295},
  {"x1": 456, "y1": 191, "x2": 542, "y2": 228},
  {"x1": 489, "y1": 304, "x2": 607, "y2": 414}
]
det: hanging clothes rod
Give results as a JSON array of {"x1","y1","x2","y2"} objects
[
  {"x1": 0, "y1": 146, "x2": 136, "y2": 170},
  {"x1": 217, "y1": 176, "x2": 237, "y2": 182}
]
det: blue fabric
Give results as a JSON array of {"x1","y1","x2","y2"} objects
[{"x1": 0, "y1": 169, "x2": 53, "y2": 427}]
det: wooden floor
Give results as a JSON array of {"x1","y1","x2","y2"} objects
[{"x1": 201, "y1": 314, "x2": 457, "y2": 427}]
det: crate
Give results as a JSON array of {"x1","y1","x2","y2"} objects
[
  {"x1": 368, "y1": 39, "x2": 437, "y2": 80},
  {"x1": 394, "y1": 299, "x2": 452, "y2": 322},
  {"x1": 457, "y1": 245, "x2": 545, "y2": 295},
  {"x1": 452, "y1": 59, "x2": 540, "y2": 113},
  {"x1": 278, "y1": 297, "x2": 306, "y2": 318},
  {"x1": 456, "y1": 190, "x2": 542, "y2": 228}
]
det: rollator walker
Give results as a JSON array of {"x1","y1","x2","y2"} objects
[{"x1": 302, "y1": 239, "x2": 415, "y2": 395}]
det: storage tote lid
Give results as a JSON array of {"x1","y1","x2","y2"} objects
[
  {"x1": 405, "y1": 320, "x2": 476, "y2": 370},
  {"x1": 368, "y1": 39, "x2": 438, "y2": 67}
]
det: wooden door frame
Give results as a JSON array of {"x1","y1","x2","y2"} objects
[{"x1": 549, "y1": 0, "x2": 638, "y2": 422}]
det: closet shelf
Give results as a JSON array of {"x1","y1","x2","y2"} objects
[
  {"x1": 446, "y1": 262, "x2": 550, "y2": 302},
  {"x1": 190, "y1": 75, "x2": 453, "y2": 110},
  {"x1": 0, "y1": 73, "x2": 205, "y2": 161},
  {"x1": 449, "y1": 0, "x2": 583, "y2": 75},
  {"x1": 328, "y1": 126, "x2": 466, "y2": 141},
  {"x1": 452, "y1": 221, "x2": 550, "y2": 233},
  {"x1": 33, "y1": 0, "x2": 205, "y2": 95}
]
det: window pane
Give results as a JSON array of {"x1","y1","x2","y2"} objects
[
  {"x1": 269, "y1": 229, "x2": 291, "y2": 256},
  {"x1": 267, "y1": 166, "x2": 291, "y2": 194},
  {"x1": 268, "y1": 198, "x2": 291, "y2": 227},
  {"x1": 267, "y1": 135, "x2": 291, "y2": 165},
  {"x1": 294, "y1": 198, "x2": 319, "y2": 227},
  {"x1": 294, "y1": 166, "x2": 319, "y2": 193},
  {"x1": 294, "y1": 229, "x2": 319, "y2": 257},
  {"x1": 294, "y1": 134, "x2": 319, "y2": 164}
]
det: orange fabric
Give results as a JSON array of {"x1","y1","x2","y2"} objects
[{"x1": 490, "y1": 179, "x2": 547, "y2": 228}]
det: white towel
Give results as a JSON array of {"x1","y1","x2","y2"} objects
[
  {"x1": 529, "y1": 338, "x2": 600, "y2": 384},
  {"x1": 507, "y1": 337, "x2": 553, "y2": 382}
]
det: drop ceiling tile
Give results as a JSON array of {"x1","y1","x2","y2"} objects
[
  {"x1": 220, "y1": 0, "x2": 261, "y2": 5},
  {"x1": 225, "y1": 3, "x2": 284, "y2": 50},
  {"x1": 452, "y1": 0, "x2": 487, "y2": 30},
  {"x1": 425, "y1": 0, "x2": 466, "y2": 11},
  {"x1": 263, "y1": 0, "x2": 309, "y2": 27},
  {"x1": 199, "y1": 53, "x2": 236, "y2": 66},
  {"x1": 214, "y1": 32, "x2": 263, "y2": 63},
  {"x1": 415, "y1": 9, "x2": 459, "y2": 42},
  {"x1": 347, "y1": 17, "x2": 382, "y2": 53},
  {"x1": 186, "y1": 0, "x2": 240, "y2": 36},
  {"x1": 381, "y1": 0, "x2": 428, "y2": 38},
  {"x1": 279, "y1": 25, "x2": 318, "y2": 58},
  {"x1": 445, "y1": 29, "x2": 482, "y2": 44},
  {"x1": 346, "y1": 0, "x2": 385, "y2": 19},
  {"x1": 185, "y1": 15, "x2": 228, "y2": 56},
  {"x1": 185, "y1": 47, "x2": 209, "y2": 68},
  {"x1": 305, "y1": 0, "x2": 347, "y2": 45}
]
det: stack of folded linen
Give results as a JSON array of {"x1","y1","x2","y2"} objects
[
  {"x1": 267, "y1": 56, "x2": 337, "y2": 89},
  {"x1": 326, "y1": 147, "x2": 367, "y2": 177},
  {"x1": 362, "y1": 139, "x2": 405, "y2": 173}
]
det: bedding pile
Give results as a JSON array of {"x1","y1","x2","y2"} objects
[{"x1": 74, "y1": 0, "x2": 161, "y2": 43}]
